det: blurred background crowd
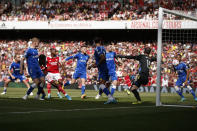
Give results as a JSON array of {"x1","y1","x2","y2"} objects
[{"x1": 0, "y1": 0, "x2": 197, "y2": 21}]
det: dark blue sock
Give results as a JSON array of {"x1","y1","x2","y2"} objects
[
  {"x1": 103, "y1": 88, "x2": 110, "y2": 96},
  {"x1": 111, "y1": 88, "x2": 115, "y2": 96},
  {"x1": 37, "y1": 87, "x2": 42, "y2": 95},
  {"x1": 38, "y1": 87, "x2": 45, "y2": 95},
  {"x1": 64, "y1": 81, "x2": 70, "y2": 87},
  {"x1": 3, "y1": 88, "x2": 7, "y2": 92},
  {"x1": 99, "y1": 88, "x2": 103, "y2": 95},
  {"x1": 189, "y1": 89, "x2": 196, "y2": 98},
  {"x1": 81, "y1": 86, "x2": 85, "y2": 95},
  {"x1": 176, "y1": 90, "x2": 184, "y2": 98},
  {"x1": 27, "y1": 86, "x2": 34, "y2": 95}
]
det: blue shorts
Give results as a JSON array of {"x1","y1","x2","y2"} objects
[
  {"x1": 9, "y1": 74, "x2": 26, "y2": 82},
  {"x1": 176, "y1": 76, "x2": 188, "y2": 87},
  {"x1": 73, "y1": 71, "x2": 86, "y2": 79},
  {"x1": 109, "y1": 72, "x2": 118, "y2": 81},
  {"x1": 28, "y1": 66, "x2": 44, "y2": 79},
  {"x1": 98, "y1": 71, "x2": 109, "y2": 81}
]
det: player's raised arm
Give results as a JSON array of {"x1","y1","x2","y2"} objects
[
  {"x1": 87, "y1": 56, "x2": 96, "y2": 69},
  {"x1": 65, "y1": 55, "x2": 74, "y2": 61},
  {"x1": 116, "y1": 54, "x2": 137, "y2": 59},
  {"x1": 20, "y1": 57, "x2": 25, "y2": 75},
  {"x1": 59, "y1": 58, "x2": 67, "y2": 76},
  {"x1": 184, "y1": 65, "x2": 190, "y2": 86},
  {"x1": 20, "y1": 49, "x2": 28, "y2": 75},
  {"x1": 65, "y1": 53, "x2": 80, "y2": 61}
]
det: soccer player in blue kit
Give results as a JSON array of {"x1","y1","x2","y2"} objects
[
  {"x1": 64, "y1": 46, "x2": 89, "y2": 99},
  {"x1": 1, "y1": 54, "x2": 31, "y2": 95},
  {"x1": 173, "y1": 54, "x2": 197, "y2": 102},
  {"x1": 89, "y1": 39, "x2": 116, "y2": 104},
  {"x1": 95, "y1": 45, "x2": 118, "y2": 99},
  {"x1": 21, "y1": 37, "x2": 46, "y2": 100}
]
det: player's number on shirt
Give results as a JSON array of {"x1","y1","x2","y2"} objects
[{"x1": 147, "y1": 59, "x2": 151, "y2": 69}]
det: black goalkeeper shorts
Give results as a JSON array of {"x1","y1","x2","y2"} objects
[{"x1": 134, "y1": 73, "x2": 149, "y2": 88}]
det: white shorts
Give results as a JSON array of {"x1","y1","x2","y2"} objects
[{"x1": 46, "y1": 72, "x2": 62, "y2": 82}]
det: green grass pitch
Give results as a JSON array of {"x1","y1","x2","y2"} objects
[{"x1": 0, "y1": 88, "x2": 196, "y2": 131}]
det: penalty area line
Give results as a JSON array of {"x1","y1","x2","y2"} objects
[
  {"x1": 8, "y1": 106, "x2": 154, "y2": 114},
  {"x1": 161, "y1": 104, "x2": 197, "y2": 108}
]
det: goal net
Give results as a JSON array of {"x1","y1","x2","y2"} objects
[{"x1": 156, "y1": 8, "x2": 197, "y2": 107}]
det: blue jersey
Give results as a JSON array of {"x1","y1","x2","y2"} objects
[
  {"x1": 66, "y1": 52, "x2": 89, "y2": 73},
  {"x1": 24, "y1": 48, "x2": 44, "y2": 79},
  {"x1": 9, "y1": 62, "x2": 22, "y2": 75},
  {"x1": 24, "y1": 48, "x2": 40, "y2": 68},
  {"x1": 106, "y1": 51, "x2": 116, "y2": 74},
  {"x1": 175, "y1": 62, "x2": 188, "y2": 78},
  {"x1": 94, "y1": 46, "x2": 108, "y2": 72}
]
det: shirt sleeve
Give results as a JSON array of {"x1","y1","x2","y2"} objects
[
  {"x1": 9, "y1": 63, "x2": 13, "y2": 70},
  {"x1": 116, "y1": 55, "x2": 139, "y2": 60},
  {"x1": 183, "y1": 63, "x2": 188, "y2": 70},
  {"x1": 24, "y1": 49, "x2": 29, "y2": 58},
  {"x1": 73, "y1": 53, "x2": 79, "y2": 59},
  {"x1": 114, "y1": 52, "x2": 117, "y2": 58}
]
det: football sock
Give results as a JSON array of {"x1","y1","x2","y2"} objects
[
  {"x1": 111, "y1": 85, "x2": 116, "y2": 96},
  {"x1": 47, "y1": 83, "x2": 51, "y2": 94},
  {"x1": 81, "y1": 85, "x2": 85, "y2": 95},
  {"x1": 27, "y1": 83, "x2": 36, "y2": 95},
  {"x1": 103, "y1": 88, "x2": 110, "y2": 96},
  {"x1": 27, "y1": 87, "x2": 34, "y2": 95},
  {"x1": 176, "y1": 90, "x2": 184, "y2": 98},
  {"x1": 99, "y1": 88, "x2": 103, "y2": 95},
  {"x1": 58, "y1": 85, "x2": 66, "y2": 95},
  {"x1": 189, "y1": 89, "x2": 196, "y2": 98},
  {"x1": 3, "y1": 87, "x2": 7, "y2": 92},
  {"x1": 132, "y1": 89, "x2": 141, "y2": 101},
  {"x1": 64, "y1": 81, "x2": 71, "y2": 87},
  {"x1": 187, "y1": 86, "x2": 196, "y2": 98},
  {"x1": 37, "y1": 83, "x2": 45, "y2": 95}
]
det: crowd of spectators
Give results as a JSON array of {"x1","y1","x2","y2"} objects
[
  {"x1": 0, "y1": 0, "x2": 196, "y2": 21},
  {"x1": 0, "y1": 39, "x2": 196, "y2": 88}
]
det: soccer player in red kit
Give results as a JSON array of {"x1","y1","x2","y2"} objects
[{"x1": 46, "y1": 48, "x2": 72, "y2": 100}]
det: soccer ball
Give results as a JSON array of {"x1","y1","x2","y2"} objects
[{"x1": 172, "y1": 59, "x2": 179, "y2": 66}]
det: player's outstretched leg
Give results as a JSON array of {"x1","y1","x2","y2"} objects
[
  {"x1": 131, "y1": 89, "x2": 142, "y2": 104},
  {"x1": 186, "y1": 86, "x2": 197, "y2": 101},
  {"x1": 1, "y1": 79, "x2": 11, "y2": 95},
  {"x1": 63, "y1": 80, "x2": 71, "y2": 88},
  {"x1": 47, "y1": 82, "x2": 52, "y2": 98},
  {"x1": 1, "y1": 87, "x2": 7, "y2": 95},
  {"x1": 99, "y1": 84, "x2": 116, "y2": 104},
  {"x1": 36, "y1": 82, "x2": 46, "y2": 100},
  {"x1": 81, "y1": 78, "x2": 87, "y2": 99},
  {"x1": 95, "y1": 88, "x2": 103, "y2": 99},
  {"x1": 57, "y1": 84, "x2": 72, "y2": 100},
  {"x1": 124, "y1": 87, "x2": 131, "y2": 95},
  {"x1": 175, "y1": 86, "x2": 185, "y2": 102},
  {"x1": 57, "y1": 91, "x2": 63, "y2": 98},
  {"x1": 81, "y1": 84, "x2": 87, "y2": 99},
  {"x1": 22, "y1": 83, "x2": 36, "y2": 100},
  {"x1": 110, "y1": 85, "x2": 116, "y2": 96}
]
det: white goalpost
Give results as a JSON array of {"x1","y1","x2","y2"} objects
[{"x1": 156, "y1": 7, "x2": 197, "y2": 107}]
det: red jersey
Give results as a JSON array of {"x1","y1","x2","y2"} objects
[{"x1": 47, "y1": 56, "x2": 60, "y2": 73}]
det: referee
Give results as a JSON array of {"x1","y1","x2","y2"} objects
[{"x1": 117, "y1": 47, "x2": 156, "y2": 104}]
